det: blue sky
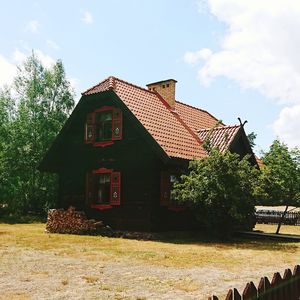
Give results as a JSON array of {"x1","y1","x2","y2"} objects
[{"x1": 1, "y1": 0, "x2": 300, "y2": 154}]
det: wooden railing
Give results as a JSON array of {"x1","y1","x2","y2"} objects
[{"x1": 209, "y1": 265, "x2": 300, "y2": 300}]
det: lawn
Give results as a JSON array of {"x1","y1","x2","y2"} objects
[
  {"x1": 0, "y1": 223, "x2": 299, "y2": 300},
  {"x1": 255, "y1": 223, "x2": 300, "y2": 235}
]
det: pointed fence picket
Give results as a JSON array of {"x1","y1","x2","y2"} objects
[{"x1": 208, "y1": 265, "x2": 300, "y2": 300}]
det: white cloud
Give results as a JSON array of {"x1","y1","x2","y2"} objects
[
  {"x1": 273, "y1": 105, "x2": 300, "y2": 148},
  {"x1": 0, "y1": 55, "x2": 17, "y2": 88},
  {"x1": 81, "y1": 11, "x2": 93, "y2": 24},
  {"x1": 46, "y1": 39, "x2": 59, "y2": 50},
  {"x1": 27, "y1": 20, "x2": 40, "y2": 33},
  {"x1": 184, "y1": 48, "x2": 212, "y2": 65},
  {"x1": 13, "y1": 49, "x2": 55, "y2": 69},
  {"x1": 187, "y1": 0, "x2": 300, "y2": 147},
  {"x1": 0, "y1": 49, "x2": 57, "y2": 89}
]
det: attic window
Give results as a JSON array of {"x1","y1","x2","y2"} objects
[{"x1": 84, "y1": 106, "x2": 122, "y2": 146}]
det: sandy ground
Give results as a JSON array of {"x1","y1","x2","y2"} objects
[{"x1": 0, "y1": 244, "x2": 296, "y2": 300}]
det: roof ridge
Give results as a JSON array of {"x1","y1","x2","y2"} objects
[
  {"x1": 154, "y1": 92, "x2": 203, "y2": 146},
  {"x1": 198, "y1": 124, "x2": 240, "y2": 132},
  {"x1": 82, "y1": 76, "x2": 157, "y2": 96},
  {"x1": 112, "y1": 76, "x2": 157, "y2": 95},
  {"x1": 175, "y1": 100, "x2": 221, "y2": 123},
  {"x1": 81, "y1": 76, "x2": 113, "y2": 95}
]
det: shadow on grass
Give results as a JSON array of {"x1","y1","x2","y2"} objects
[{"x1": 100, "y1": 229, "x2": 300, "y2": 252}]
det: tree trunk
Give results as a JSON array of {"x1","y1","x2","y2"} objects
[{"x1": 276, "y1": 205, "x2": 289, "y2": 234}]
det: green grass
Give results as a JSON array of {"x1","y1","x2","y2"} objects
[
  {"x1": 255, "y1": 223, "x2": 300, "y2": 235},
  {"x1": 1, "y1": 223, "x2": 299, "y2": 270}
]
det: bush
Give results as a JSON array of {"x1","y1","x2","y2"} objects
[{"x1": 172, "y1": 148, "x2": 259, "y2": 239}]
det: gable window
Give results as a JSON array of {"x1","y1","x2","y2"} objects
[
  {"x1": 86, "y1": 168, "x2": 121, "y2": 210},
  {"x1": 95, "y1": 110, "x2": 112, "y2": 142},
  {"x1": 84, "y1": 106, "x2": 122, "y2": 146}
]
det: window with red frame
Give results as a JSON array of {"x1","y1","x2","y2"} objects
[
  {"x1": 84, "y1": 107, "x2": 122, "y2": 146},
  {"x1": 86, "y1": 169, "x2": 121, "y2": 209}
]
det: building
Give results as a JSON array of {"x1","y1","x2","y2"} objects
[{"x1": 39, "y1": 76, "x2": 256, "y2": 231}]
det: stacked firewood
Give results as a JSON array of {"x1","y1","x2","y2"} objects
[{"x1": 46, "y1": 206, "x2": 103, "y2": 234}]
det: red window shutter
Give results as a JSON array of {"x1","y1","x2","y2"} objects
[
  {"x1": 112, "y1": 108, "x2": 122, "y2": 140},
  {"x1": 85, "y1": 113, "x2": 95, "y2": 143},
  {"x1": 110, "y1": 172, "x2": 121, "y2": 205},
  {"x1": 86, "y1": 172, "x2": 94, "y2": 205},
  {"x1": 160, "y1": 171, "x2": 170, "y2": 206}
]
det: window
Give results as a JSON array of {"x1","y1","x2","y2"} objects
[
  {"x1": 84, "y1": 106, "x2": 122, "y2": 146},
  {"x1": 86, "y1": 168, "x2": 121, "y2": 209},
  {"x1": 95, "y1": 110, "x2": 112, "y2": 142},
  {"x1": 95, "y1": 173, "x2": 111, "y2": 204},
  {"x1": 160, "y1": 171, "x2": 185, "y2": 211}
]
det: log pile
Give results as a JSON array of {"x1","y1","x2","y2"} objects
[{"x1": 46, "y1": 206, "x2": 103, "y2": 235}]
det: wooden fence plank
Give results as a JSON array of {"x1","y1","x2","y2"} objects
[
  {"x1": 213, "y1": 265, "x2": 299, "y2": 300},
  {"x1": 243, "y1": 281, "x2": 257, "y2": 300},
  {"x1": 293, "y1": 265, "x2": 300, "y2": 299},
  {"x1": 271, "y1": 272, "x2": 282, "y2": 300},
  {"x1": 224, "y1": 289, "x2": 233, "y2": 300},
  {"x1": 233, "y1": 288, "x2": 242, "y2": 300},
  {"x1": 282, "y1": 268, "x2": 292, "y2": 300}
]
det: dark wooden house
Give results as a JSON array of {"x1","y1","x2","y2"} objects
[{"x1": 40, "y1": 76, "x2": 256, "y2": 231}]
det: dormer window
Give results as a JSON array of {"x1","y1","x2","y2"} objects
[{"x1": 84, "y1": 106, "x2": 122, "y2": 146}]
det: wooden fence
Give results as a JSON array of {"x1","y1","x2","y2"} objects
[
  {"x1": 255, "y1": 210, "x2": 300, "y2": 226},
  {"x1": 209, "y1": 265, "x2": 300, "y2": 300}
]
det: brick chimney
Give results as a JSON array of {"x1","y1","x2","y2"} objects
[{"x1": 146, "y1": 79, "x2": 177, "y2": 109}]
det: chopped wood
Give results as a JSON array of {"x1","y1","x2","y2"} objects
[{"x1": 45, "y1": 206, "x2": 104, "y2": 235}]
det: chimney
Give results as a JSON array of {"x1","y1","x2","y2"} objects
[{"x1": 146, "y1": 79, "x2": 177, "y2": 109}]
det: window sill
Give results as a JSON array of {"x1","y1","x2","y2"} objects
[
  {"x1": 94, "y1": 141, "x2": 114, "y2": 147},
  {"x1": 91, "y1": 204, "x2": 113, "y2": 210}
]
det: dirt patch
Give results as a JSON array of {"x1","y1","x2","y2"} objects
[
  {"x1": 1, "y1": 223, "x2": 300, "y2": 299},
  {"x1": 0, "y1": 246, "x2": 296, "y2": 300}
]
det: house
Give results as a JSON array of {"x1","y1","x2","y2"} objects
[{"x1": 39, "y1": 76, "x2": 256, "y2": 231}]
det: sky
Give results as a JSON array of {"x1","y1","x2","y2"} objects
[{"x1": 1, "y1": 0, "x2": 300, "y2": 155}]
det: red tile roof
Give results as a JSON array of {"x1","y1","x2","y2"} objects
[
  {"x1": 198, "y1": 125, "x2": 241, "y2": 153},
  {"x1": 175, "y1": 101, "x2": 223, "y2": 133},
  {"x1": 83, "y1": 77, "x2": 206, "y2": 160}
]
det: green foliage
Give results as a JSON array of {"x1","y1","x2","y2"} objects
[
  {"x1": 259, "y1": 140, "x2": 300, "y2": 207},
  {"x1": 247, "y1": 132, "x2": 257, "y2": 148},
  {"x1": 172, "y1": 148, "x2": 259, "y2": 238},
  {"x1": 0, "y1": 53, "x2": 75, "y2": 215}
]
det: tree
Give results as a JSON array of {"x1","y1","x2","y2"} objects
[
  {"x1": 172, "y1": 148, "x2": 259, "y2": 239},
  {"x1": 247, "y1": 132, "x2": 257, "y2": 148},
  {"x1": 259, "y1": 140, "x2": 300, "y2": 233},
  {"x1": 0, "y1": 53, "x2": 75, "y2": 215}
]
